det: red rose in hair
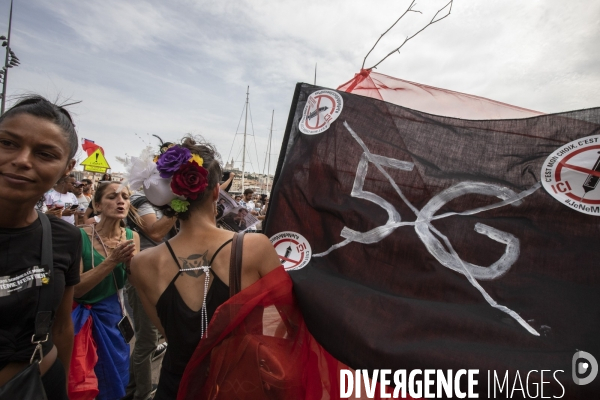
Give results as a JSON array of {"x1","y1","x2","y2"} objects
[{"x1": 170, "y1": 162, "x2": 208, "y2": 200}]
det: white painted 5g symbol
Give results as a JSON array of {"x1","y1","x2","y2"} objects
[{"x1": 315, "y1": 121, "x2": 543, "y2": 336}]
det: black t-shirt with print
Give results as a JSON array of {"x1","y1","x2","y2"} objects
[{"x1": 0, "y1": 215, "x2": 81, "y2": 369}]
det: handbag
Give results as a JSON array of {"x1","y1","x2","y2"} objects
[
  {"x1": 0, "y1": 211, "x2": 54, "y2": 400},
  {"x1": 205, "y1": 232, "x2": 302, "y2": 399}
]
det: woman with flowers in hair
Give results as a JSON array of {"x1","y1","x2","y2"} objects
[
  {"x1": 129, "y1": 137, "x2": 358, "y2": 400},
  {"x1": 128, "y1": 137, "x2": 279, "y2": 399}
]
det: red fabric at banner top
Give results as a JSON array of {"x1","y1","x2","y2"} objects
[{"x1": 338, "y1": 69, "x2": 542, "y2": 119}]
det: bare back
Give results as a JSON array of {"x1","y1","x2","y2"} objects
[{"x1": 129, "y1": 226, "x2": 281, "y2": 338}]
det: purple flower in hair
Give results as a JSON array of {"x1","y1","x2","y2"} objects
[{"x1": 156, "y1": 146, "x2": 192, "y2": 178}]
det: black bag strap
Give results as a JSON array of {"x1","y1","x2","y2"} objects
[
  {"x1": 128, "y1": 195, "x2": 178, "y2": 245},
  {"x1": 228, "y1": 232, "x2": 245, "y2": 297},
  {"x1": 127, "y1": 196, "x2": 159, "y2": 245},
  {"x1": 32, "y1": 212, "x2": 54, "y2": 353},
  {"x1": 130, "y1": 195, "x2": 149, "y2": 210}
]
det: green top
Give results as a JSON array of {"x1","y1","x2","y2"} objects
[{"x1": 75, "y1": 227, "x2": 133, "y2": 304}]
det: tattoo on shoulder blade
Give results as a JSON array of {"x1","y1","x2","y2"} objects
[{"x1": 178, "y1": 251, "x2": 210, "y2": 278}]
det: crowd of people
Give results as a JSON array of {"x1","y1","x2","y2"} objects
[{"x1": 0, "y1": 96, "x2": 294, "y2": 400}]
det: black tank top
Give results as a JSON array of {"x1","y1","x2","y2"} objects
[{"x1": 154, "y1": 239, "x2": 231, "y2": 400}]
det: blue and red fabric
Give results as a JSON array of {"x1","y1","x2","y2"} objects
[{"x1": 69, "y1": 293, "x2": 129, "y2": 400}]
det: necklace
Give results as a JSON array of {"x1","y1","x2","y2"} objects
[{"x1": 94, "y1": 227, "x2": 124, "y2": 250}]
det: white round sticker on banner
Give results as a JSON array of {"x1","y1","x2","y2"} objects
[
  {"x1": 541, "y1": 135, "x2": 600, "y2": 216},
  {"x1": 299, "y1": 90, "x2": 343, "y2": 135},
  {"x1": 269, "y1": 231, "x2": 312, "y2": 271}
]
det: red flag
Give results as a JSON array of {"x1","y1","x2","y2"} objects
[{"x1": 82, "y1": 139, "x2": 104, "y2": 156}]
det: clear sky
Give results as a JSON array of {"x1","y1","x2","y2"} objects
[{"x1": 1, "y1": 0, "x2": 598, "y2": 173}]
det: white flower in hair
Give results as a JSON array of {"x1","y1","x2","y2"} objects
[
  {"x1": 125, "y1": 155, "x2": 162, "y2": 191},
  {"x1": 144, "y1": 176, "x2": 178, "y2": 206}
]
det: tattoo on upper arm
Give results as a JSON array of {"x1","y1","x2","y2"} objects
[{"x1": 178, "y1": 251, "x2": 210, "y2": 277}]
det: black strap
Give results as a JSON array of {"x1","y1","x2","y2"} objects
[
  {"x1": 164, "y1": 240, "x2": 182, "y2": 269},
  {"x1": 128, "y1": 196, "x2": 161, "y2": 246},
  {"x1": 130, "y1": 196, "x2": 149, "y2": 210},
  {"x1": 166, "y1": 238, "x2": 234, "y2": 271},
  {"x1": 228, "y1": 232, "x2": 245, "y2": 297},
  {"x1": 34, "y1": 212, "x2": 54, "y2": 340},
  {"x1": 208, "y1": 238, "x2": 233, "y2": 265}
]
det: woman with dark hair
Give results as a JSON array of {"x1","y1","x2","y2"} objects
[
  {"x1": 128, "y1": 137, "x2": 281, "y2": 399},
  {"x1": 101, "y1": 173, "x2": 112, "y2": 182},
  {"x1": 0, "y1": 96, "x2": 81, "y2": 399},
  {"x1": 69, "y1": 181, "x2": 140, "y2": 400},
  {"x1": 129, "y1": 137, "x2": 353, "y2": 399}
]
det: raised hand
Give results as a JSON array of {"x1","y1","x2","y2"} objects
[{"x1": 107, "y1": 240, "x2": 136, "y2": 266}]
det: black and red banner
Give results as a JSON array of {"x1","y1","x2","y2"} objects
[{"x1": 264, "y1": 83, "x2": 600, "y2": 398}]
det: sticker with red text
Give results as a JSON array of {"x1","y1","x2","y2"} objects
[
  {"x1": 299, "y1": 90, "x2": 343, "y2": 135},
  {"x1": 270, "y1": 231, "x2": 312, "y2": 271},
  {"x1": 541, "y1": 135, "x2": 600, "y2": 215}
]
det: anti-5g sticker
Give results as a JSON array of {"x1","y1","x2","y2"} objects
[
  {"x1": 541, "y1": 135, "x2": 600, "y2": 215},
  {"x1": 299, "y1": 90, "x2": 343, "y2": 135},
  {"x1": 270, "y1": 231, "x2": 312, "y2": 271},
  {"x1": 0, "y1": 265, "x2": 50, "y2": 297}
]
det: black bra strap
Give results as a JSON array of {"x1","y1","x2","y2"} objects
[
  {"x1": 164, "y1": 240, "x2": 182, "y2": 270},
  {"x1": 165, "y1": 238, "x2": 233, "y2": 271},
  {"x1": 208, "y1": 238, "x2": 233, "y2": 265}
]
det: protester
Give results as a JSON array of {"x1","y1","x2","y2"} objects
[
  {"x1": 70, "y1": 181, "x2": 88, "y2": 225},
  {"x1": 81, "y1": 179, "x2": 93, "y2": 203},
  {"x1": 238, "y1": 188, "x2": 258, "y2": 232},
  {"x1": 123, "y1": 190, "x2": 175, "y2": 400},
  {"x1": 128, "y1": 137, "x2": 281, "y2": 399},
  {"x1": 233, "y1": 194, "x2": 242, "y2": 203},
  {"x1": 129, "y1": 137, "x2": 351, "y2": 399},
  {"x1": 255, "y1": 197, "x2": 269, "y2": 232},
  {"x1": 44, "y1": 174, "x2": 79, "y2": 225},
  {"x1": 69, "y1": 182, "x2": 140, "y2": 400},
  {"x1": 0, "y1": 96, "x2": 81, "y2": 399},
  {"x1": 71, "y1": 181, "x2": 86, "y2": 206},
  {"x1": 238, "y1": 188, "x2": 255, "y2": 212}
]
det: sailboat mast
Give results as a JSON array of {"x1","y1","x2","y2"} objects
[
  {"x1": 266, "y1": 110, "x2": 274, "y2": 193},
  {"x1": 242, "y1": 86, "x2": 249, "y2": 192}
]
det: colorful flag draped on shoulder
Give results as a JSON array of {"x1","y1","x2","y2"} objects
[{"x1": 263, "y1": 83, "x2": 600, "y2": 398}]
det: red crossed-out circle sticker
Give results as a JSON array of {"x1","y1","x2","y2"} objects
[
  {"x1": 299, "y1": 90, "x2": 343, "y2": 135},
  {"x1": 541, "y1": 134, "x2": 600, "y2": 216},
  {"x1": 269, "y1": 231, "x2": 312, "y2": 271}
]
